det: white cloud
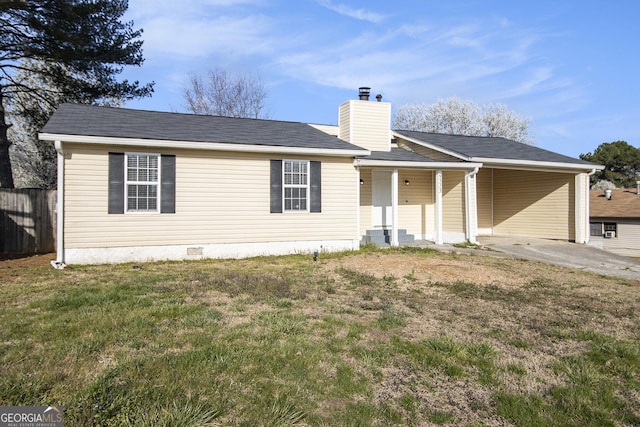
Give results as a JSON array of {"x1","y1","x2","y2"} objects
[
  {"x1": 140, "y1": 14, "x2": 273, "y2": 60},
  {"x1": 316, "y1": 0, "x2": 385, "y2": 23}
]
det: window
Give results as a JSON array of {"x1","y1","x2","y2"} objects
[
  {"x1": 108, "y1": 152, "x2": 175, "y2": 214},
  {"x1": 590, "y1": 221, "x2": 618, "y2": 237},
  {"x1": 126, "y1": 153, "x2": 159, "y2": 212},
  {"x1": 270, "y1": 160, "x2": 321, "y2": 213},
  {"x1": 590, "y1": 222, "x2": 602, "y2": 237},
  {"x1": 604, "y1": 222, "x2": 617, "y2": 238},
  {"x1": 283, "y1": 160, "x2": 308, "y2": 211}
]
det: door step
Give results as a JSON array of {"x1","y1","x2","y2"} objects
[{"x1": 361, "y1": 229, "x2": 415, "y2": 245}]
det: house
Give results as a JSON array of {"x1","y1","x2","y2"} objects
[
  {"x1": 589, "y1": 186, "x2": 640, "y2": 256},
  {"x1": 39, "y1": 88, "x2": 602, "y2": 266}
]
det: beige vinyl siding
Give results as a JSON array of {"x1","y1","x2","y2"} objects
[
  {"x1": 593, "y1": 220, "x2": 640, "y2": 257},
  {"x1": 338, "y1": 104, "x2": 351, "y2": 145},
  {"x1": 442, "y1": 171, "x2": 465, "y2": 233},
  {"x1": 339, "y1": 101, "x2": 391, "y2": 152},
  {"x1": 359, "y1": 168, "x2": 372, "y2": 236},
  {"x1": 63, "y1": 143, "x2": 359, "y2": 248},
  {"x1": 476, "y1": 168, "x2": 493, "y2": 233},
  {"x1": 398, "y1": 169, "x2": 434, "y2": 236},
  {"x1": 493, "y1": 169, "x2": 575, "y2": 240},
  {"x1": 397, "y1": 139, "x2": 463, "y2": 162}
]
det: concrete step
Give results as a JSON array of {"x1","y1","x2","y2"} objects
[{"x1": 362, "y1": 229, "x2": 415, "y2": 245}]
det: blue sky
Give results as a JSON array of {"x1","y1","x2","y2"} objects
[{"x1": 121, "y1": 0, "x2": 640, "y2": 158}]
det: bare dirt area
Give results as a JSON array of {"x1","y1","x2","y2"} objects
[{"x1": 0, "y1": 253, "x2": 54, "y2": 281}]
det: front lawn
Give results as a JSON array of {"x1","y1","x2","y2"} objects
[{"x1": 1, "y1": 247, "x2": 639, "y2": 426}]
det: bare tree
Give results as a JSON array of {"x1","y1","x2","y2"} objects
[
  {"x1": 483, "y1": 103, "x2": 533, "y2": 144},
  {"x1": 184, "y1": 68, "x2": 269, "y2": 119},
  {"x1": 393, "y1": 96, "x2": 534, "y2": 144}
]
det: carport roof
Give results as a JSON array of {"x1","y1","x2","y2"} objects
[{"x1": 394, "y1": 130, "x2": 596, "y2": 166}]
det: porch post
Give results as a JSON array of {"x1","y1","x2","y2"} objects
[
  {"x1": 435, "y1": 170, "x2": 443, "y2": 244},
  {"x1": 465, "y1": 168, "x2": 479, "y2": 243},
  {"x1": 391, "y1": 168, "x2": 399, "y2": 246}
]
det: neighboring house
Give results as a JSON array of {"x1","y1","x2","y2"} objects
[
  {"x1": 589, "y1": 187, "x2": 640, "y2": 256},
  {"x1": 39, "y1": 88, "x2": 602, "y2": 265}
]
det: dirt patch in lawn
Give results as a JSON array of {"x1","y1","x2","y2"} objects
[{"x1": 0, "y1": 253, "x2": 54, "y2": 281}]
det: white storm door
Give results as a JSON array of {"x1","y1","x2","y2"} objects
[{"x1": 372, "y1": 170, "x2": 392, "y2": 228}]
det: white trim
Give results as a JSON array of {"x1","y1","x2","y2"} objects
[
  {"x1": 356, "y1": 167, "x2": 361, "y2": 243},
  {"x1": 282, "y1": 159, "x2": 310, "y2": 213},
  {"x1": 124, "y1": 152, "x2": 161, "y2": 214},
  {"x1": 465, "y1": 167, "x2": 479, "y2": 243},
  {"x1": 391, "y1": 168, "x2": 399, "y2": 246},
  {"x1": 392, "y1": 131, "x2": 469, "y2": 160},
  {"x1": 435, "y1": 170, "x2": 443, "y2": 245},
  {"x1": 472, "y1": 157, "x2": 604, "y2": 173},
  {"x1": 355, "y1": 159, "x2": 483, "y2": 169},
  {"x1": 63, "y1": 239, "x2": 360, "y2": 264},
  {"x1": 51, "y1": 141, "x2": 66, "y2": 269},
  {"x1": 39, "y1": 133, "x2": 370, "y2": 158}
]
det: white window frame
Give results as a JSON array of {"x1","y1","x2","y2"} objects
[
  {"x1": 282, "y1": 159, "x2": 309, "y2": 213},
  {"x1": 125, "y1": 152, "x2": 161, "y2": 214}
]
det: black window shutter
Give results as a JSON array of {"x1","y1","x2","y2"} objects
[
  {"x1": 270, "y1": 160, "x2": 282, "y2": 213},
  {"x1": 310, "y1": 161, "x2": 321, "y2": 213},
  {"x1": 108, "y1": 152, "x2": 124, "y2": 214},
  {"x1": 161, "y1": 155, "x2": 176, "y2": 213}
]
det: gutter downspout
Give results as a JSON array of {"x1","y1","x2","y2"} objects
[
  {"x1": 465, "y1": 167, "x2": 479, "y2": 243},
  {"x1": 391, "y1": 168, "x2": 399, "y2": 246},
  {"x1": 51, "y1": 140, "x2": 66, "y2": 269},
  {"x1": 356, "y1": 165, "x2": 361, "y2": 249}
]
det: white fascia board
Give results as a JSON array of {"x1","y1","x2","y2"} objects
[
  {"x1": 391, "y1": 131, "x2": 469, "y2": 160},
  {"x1": 38, "y1": 133, "x2": 371, "y2": 158},
  {"x1": 356, "y1": 159, "x2": 483, "y2": 169},
  {"x1": 472, "y1": 157, "x2": 605, "y2": 173}
]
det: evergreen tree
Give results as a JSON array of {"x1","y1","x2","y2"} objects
[
  {"x1": 580, "y1": 141, "x2": 640, "y2": 188},
  {"x1": 0, "y1": 0, "x2": 154, "y2": 188}
]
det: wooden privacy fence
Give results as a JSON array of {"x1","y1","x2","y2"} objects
[{"x1": 0, "y1": 189, "x2": 57, "y2": 254}]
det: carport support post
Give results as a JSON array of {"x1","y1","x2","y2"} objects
[
  {"x1": 465, "y1": 167, "x2": 479, "y2": 243},
  {"x1": 435, "y1": 170, "x2": 443, "y2": 244},
  {"x1": 575, "y1": 171, "x2": 594, "y2": 244},
  {"x1": 391, "y1": 168, "x2": 399, "y2": 246}
]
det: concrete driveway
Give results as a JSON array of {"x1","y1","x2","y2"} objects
[{"x1": 475, "y1": 236, "x2": 640, "y2": 281}]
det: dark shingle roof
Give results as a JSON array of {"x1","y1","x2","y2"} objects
[
  {"x1": 42, "y1": 103, "x2": 366, "y2": 152},
  {"x1": 394, "y1": 130, "x2": 594, "y2": 165},
  {"x1": 361, "y1": 148, "x2": 443, "y2": 162}
]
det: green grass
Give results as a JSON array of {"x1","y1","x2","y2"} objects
[{"x1": 1, "y1": 247, "x2": 639, "y2": 426}]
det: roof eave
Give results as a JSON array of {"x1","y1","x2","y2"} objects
[
  {"x1": 38, "y1": 133, "x2": 371, "y2": 157},
  {"x1": 472, "y1": 157, "x2": 605, "y2": 173},
  {"x1": 356, "y1": 158, "x2": 483, "y2": 169}
]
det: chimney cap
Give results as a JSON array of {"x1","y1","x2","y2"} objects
[
  {"x1": 358, "y1": 87, "x2": 371, "y2": 100},
  {"x1": 376, "y1": 94, "x2": 382, "y2": 102}
]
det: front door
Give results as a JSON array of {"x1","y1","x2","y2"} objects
[{"x1": 372, "y1": 170, "x2": 392, "y2": 228}]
